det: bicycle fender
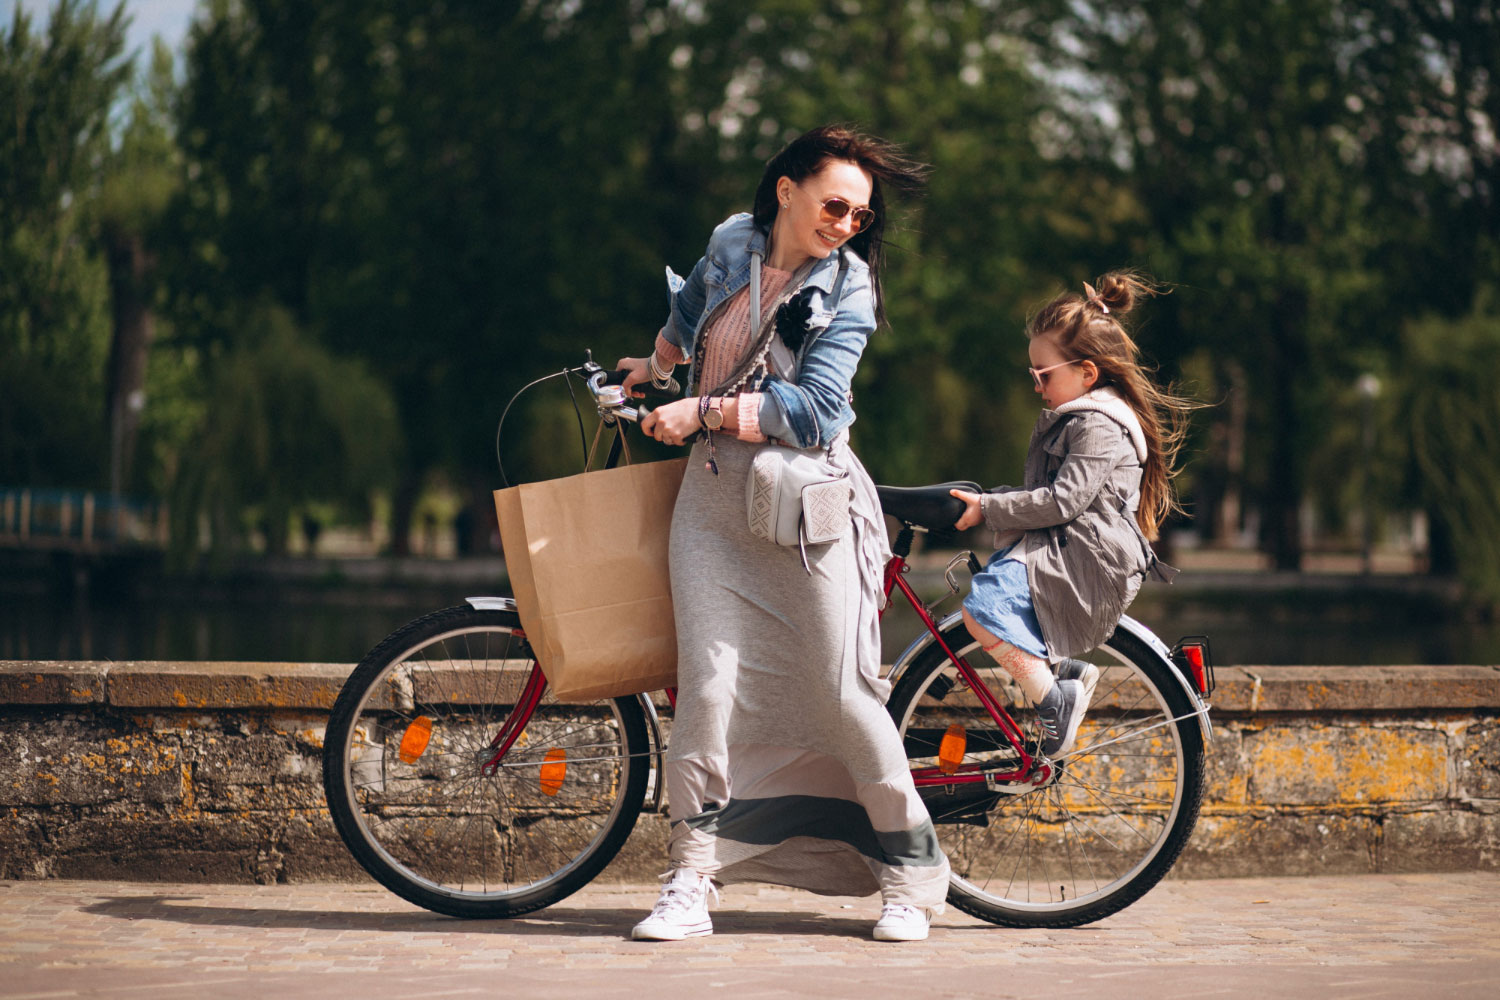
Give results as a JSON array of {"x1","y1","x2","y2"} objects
[
  {"x1": 1113, "y1": 615, "x2": 1214, "y2": 743},
  {"x1": 885, "y1": 609, "x2": 968, "y2": 692},
  {"x1": 465, "y1": 596, "x2": 518, "y2": 613}
]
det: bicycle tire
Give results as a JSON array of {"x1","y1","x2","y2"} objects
[
  {"x1": 322, "y1": 605, "x2": 651, "y2": 919},
  {"x1": 887, "y1": 619, "x2": 1206, "y2": 928}
]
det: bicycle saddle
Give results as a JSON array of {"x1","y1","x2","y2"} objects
[{"x1": 876, "y1": 481, "x2": 982, "y2": 532}]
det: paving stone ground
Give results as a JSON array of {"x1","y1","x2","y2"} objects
[{"x1": 1, "y1": 873, "x2": 1497, "y2": 999}]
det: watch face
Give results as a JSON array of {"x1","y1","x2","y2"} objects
[{"x1": 703, "y1": 406, "x2": 724, "y2": 430}]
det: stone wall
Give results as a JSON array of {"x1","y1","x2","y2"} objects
[{"x1": 1, "y1": 661, "x2": 1496, "y2": 883}]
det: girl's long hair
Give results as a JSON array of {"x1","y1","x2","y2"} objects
[
  {"x1": 751, "y1": 124, "x2": 928, "y2": 328},
  {"x1": 1027, "y1": 273, "x2": 1200, "y2": 540}
]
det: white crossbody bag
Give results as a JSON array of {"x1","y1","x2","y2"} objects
[{"x1": 741, "y1": 252, "x2": 852, "y2": 571}]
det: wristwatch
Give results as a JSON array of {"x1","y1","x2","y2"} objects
[{"x1": 700, "y1": 397, "x2": 724, "y2": 431}]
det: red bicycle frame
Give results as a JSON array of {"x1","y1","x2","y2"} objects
[{"x1": 880, "y1": 548, "x2": 1043, "y2": 788}]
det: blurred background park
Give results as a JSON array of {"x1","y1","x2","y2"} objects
[{"x1": 1, "y1": 0, "x2": 1497, "y2": 666}]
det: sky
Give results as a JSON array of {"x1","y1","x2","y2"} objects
[{"x1": 2, "y1": 0, "x2": 197, "y2": 60}]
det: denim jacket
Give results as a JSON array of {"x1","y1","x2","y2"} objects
[{"x1": 660, "y1": 213, "x2": 876, "y2": 449}]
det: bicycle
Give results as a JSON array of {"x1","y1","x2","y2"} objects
[{"x1": 322, "y1": 353, "x2": 1214, "y2": 928}]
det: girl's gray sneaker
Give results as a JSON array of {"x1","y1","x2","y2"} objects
[
  {"x1": 1057, "y1": 658, "x2": 1100, "y2": 703},
  {"x1": 1036, "y1": 678, "x2": 1092, "y2": 757}
]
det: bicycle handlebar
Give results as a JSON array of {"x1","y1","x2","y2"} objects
[{"x1": 578, "y1": 356, "x2": 682, "y2": 424}]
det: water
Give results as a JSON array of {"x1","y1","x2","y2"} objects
[{"x1": 3, "y1": 574, "x2": 1497, "y2": 667}]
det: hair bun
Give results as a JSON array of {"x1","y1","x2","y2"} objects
[{"x1": 1090, "y1": 272, "x2": 1158, "y2": 317}]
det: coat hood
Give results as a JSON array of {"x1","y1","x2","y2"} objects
[{"x1": 1054, "y1": 387, "x2": 1148, "y2": 463}]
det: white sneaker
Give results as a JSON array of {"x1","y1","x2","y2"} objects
[
  {"x1": 631, "y1": 868, "x2": 717, "y2": 941},
  {"x1": 872, "y1": 903, "x2": 932, "y2": 942}
]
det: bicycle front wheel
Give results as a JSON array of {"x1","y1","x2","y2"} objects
[
  {"x1": 887, "y1": 620, "x2": 1206, "y2": 927},
  {"x1": 322, "y1": 605, "x2": 651, "y2": 918}
]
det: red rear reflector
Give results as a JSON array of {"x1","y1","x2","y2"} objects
[{"x1": 1182, "y1": 645, "x2": 1207, "y2": 693}]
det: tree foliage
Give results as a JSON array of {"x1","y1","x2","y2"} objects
[
  {"x1": 1400, "y1": 299, "x2": 1500, "y2": 603},
  {"x1": 168, "y1": 304, "x2": 400, "y2": 562},
  {"x1": 0, "y1": 0, "x2": 130, "y2": 486},
  {"x1": 4, "y1": 0, "x2": 1499, "y2": 596}
]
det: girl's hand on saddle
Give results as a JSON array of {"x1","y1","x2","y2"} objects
[
  {"x1": 614, "y1": 356, "x2": 652, "y2": 398},
  {"x1": 640, "y1": 397, "x2": 703, "y2": 447},
  {"x1": 950, "y1": 489, "x2": 983, "y2": 531}
]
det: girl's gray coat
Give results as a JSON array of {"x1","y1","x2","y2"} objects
[{"x1": 980, "y1": 390, "x2": 1175, "y2": 660}]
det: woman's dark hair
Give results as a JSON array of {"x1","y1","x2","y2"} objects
[{"x1": 752, "y1": 124, "x2": 927, "y2": 328}]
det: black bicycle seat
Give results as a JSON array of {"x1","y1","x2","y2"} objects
[{"x1": 876, "y1": 481, "x2": 983, "y2": 532}]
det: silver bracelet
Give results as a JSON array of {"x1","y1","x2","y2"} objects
[{"x1": 648, "y1": 354, "x2": 673, "y2": 388}]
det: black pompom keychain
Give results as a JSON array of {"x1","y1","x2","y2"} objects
[{"x1": 775, "y1": 290, "x2": 815, "y2": 355}]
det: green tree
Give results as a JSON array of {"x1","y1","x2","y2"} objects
[
  {"x1": 98, "y1": 39, "x2": 179, "y2": 496},
  {"x1": 173, "y1": 0, "x2": 728, "y2": 550},
  {"x1": 1398, "y1": 296, "x2": 1500, "y2": 604},
  {"x1": 0, "y1": 0, "x2": 130, "y2": 487},
  {"x1": 168, "y1": 304, "x2": 401, "y2": 562}
]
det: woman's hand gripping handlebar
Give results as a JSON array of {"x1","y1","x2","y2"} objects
[
  {"x1": 611, "y1": 356, "x2": 703, "y2": 447},
  {"x1": 583, "y1": 363, "x2": 678, "y2": 425}
]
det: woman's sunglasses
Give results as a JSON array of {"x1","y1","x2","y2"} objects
[
  {"x1": 1029, "y1": 359, "x2": 1081, "y2": 390},
  {"x1": 794, "y1": 183, "x2": 875, "y2": 233}
]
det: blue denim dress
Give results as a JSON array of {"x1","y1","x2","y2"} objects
[{"x1": 962, "y1": 545, "x2": 1049, "y2": 658}]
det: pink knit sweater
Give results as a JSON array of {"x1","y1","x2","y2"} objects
[{"x1": 653, "y1": 265, "x2": 793, "y2": 442}]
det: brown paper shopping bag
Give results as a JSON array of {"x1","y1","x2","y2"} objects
[{"x1": 494, "y1": 458, "x2": 687, "y2": 700}]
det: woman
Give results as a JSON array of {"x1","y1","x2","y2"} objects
[{"x1": 616, "y1": 125, "x2": 949, "y2": 943}]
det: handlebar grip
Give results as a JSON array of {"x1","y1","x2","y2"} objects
[{"x1": 602, "y1": 368, "x2": 681, "y2": 401}]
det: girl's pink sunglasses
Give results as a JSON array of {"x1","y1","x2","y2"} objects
[{"x1": 1029, "y1": 359, "x2": 1080, "y2": 390}]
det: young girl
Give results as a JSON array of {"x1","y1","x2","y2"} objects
[{"x1": 949, "y1": 272, "x2": 1192, "y2": 756}]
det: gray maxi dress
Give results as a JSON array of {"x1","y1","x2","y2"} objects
[{"x1": 664, "y1": 428, "x2": 951, "y2": 908}]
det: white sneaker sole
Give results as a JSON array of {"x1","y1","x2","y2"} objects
[
  {"x1": 1073, "y1": 662, "x2": 1100, "y2": 703},
  {"x1": 873, "y1": 923, "x2": 930, "y2": 942},
  {"x1": 1059, "y1": 660, "x2": 1100, "y2": 703},
  {"x1": 631, "y1": 919, "x2": 712, "y2": 941}
]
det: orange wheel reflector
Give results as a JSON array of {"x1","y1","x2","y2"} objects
[
  {"x1": 539, "y1": 748, "x2": 568, "y2": 796},
  {"x1": 398, "y1": 716, "x2": 433, "y2": 764},
  {"x1": 938, "y1": 723, "x2": 966, "y2": 775}
]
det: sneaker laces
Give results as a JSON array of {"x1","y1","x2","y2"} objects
[
  {"x1": 648, "y1": 869, "x2": 718, "y2": 918},
  {"x1": 879, "y1": 903, "x2": 923, "y2": 921},
  {"x1": 1036, "y1": 703, "x2": 1061, "y2": 738}
]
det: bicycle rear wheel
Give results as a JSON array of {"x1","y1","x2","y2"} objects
[
  {"x1": 322, "y1": 605, "x2": 651, "y2": 918},
  {"x1": 887, "y1": 619, "x2": 1205, "y2": 927}
]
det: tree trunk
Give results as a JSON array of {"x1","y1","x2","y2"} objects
[
  {"x1": 389, "y1": 471, "x2": 421, "y2": 556},
  {"x1": 1426, "y1": 507, "x2": 1458, "y2": 577},
  {"x1": 462, "y1": 473, "x2": 500, "y2": 556},
  {"x1": 103, "y1": 227, "x2": 157, "y2": 498},
  {"x1": 1216, "y1": 363, "x2": 1248, "y2": 544},
  {"x1": 1263, "y1": 288, "x2": 1306, "y2": 571}
]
